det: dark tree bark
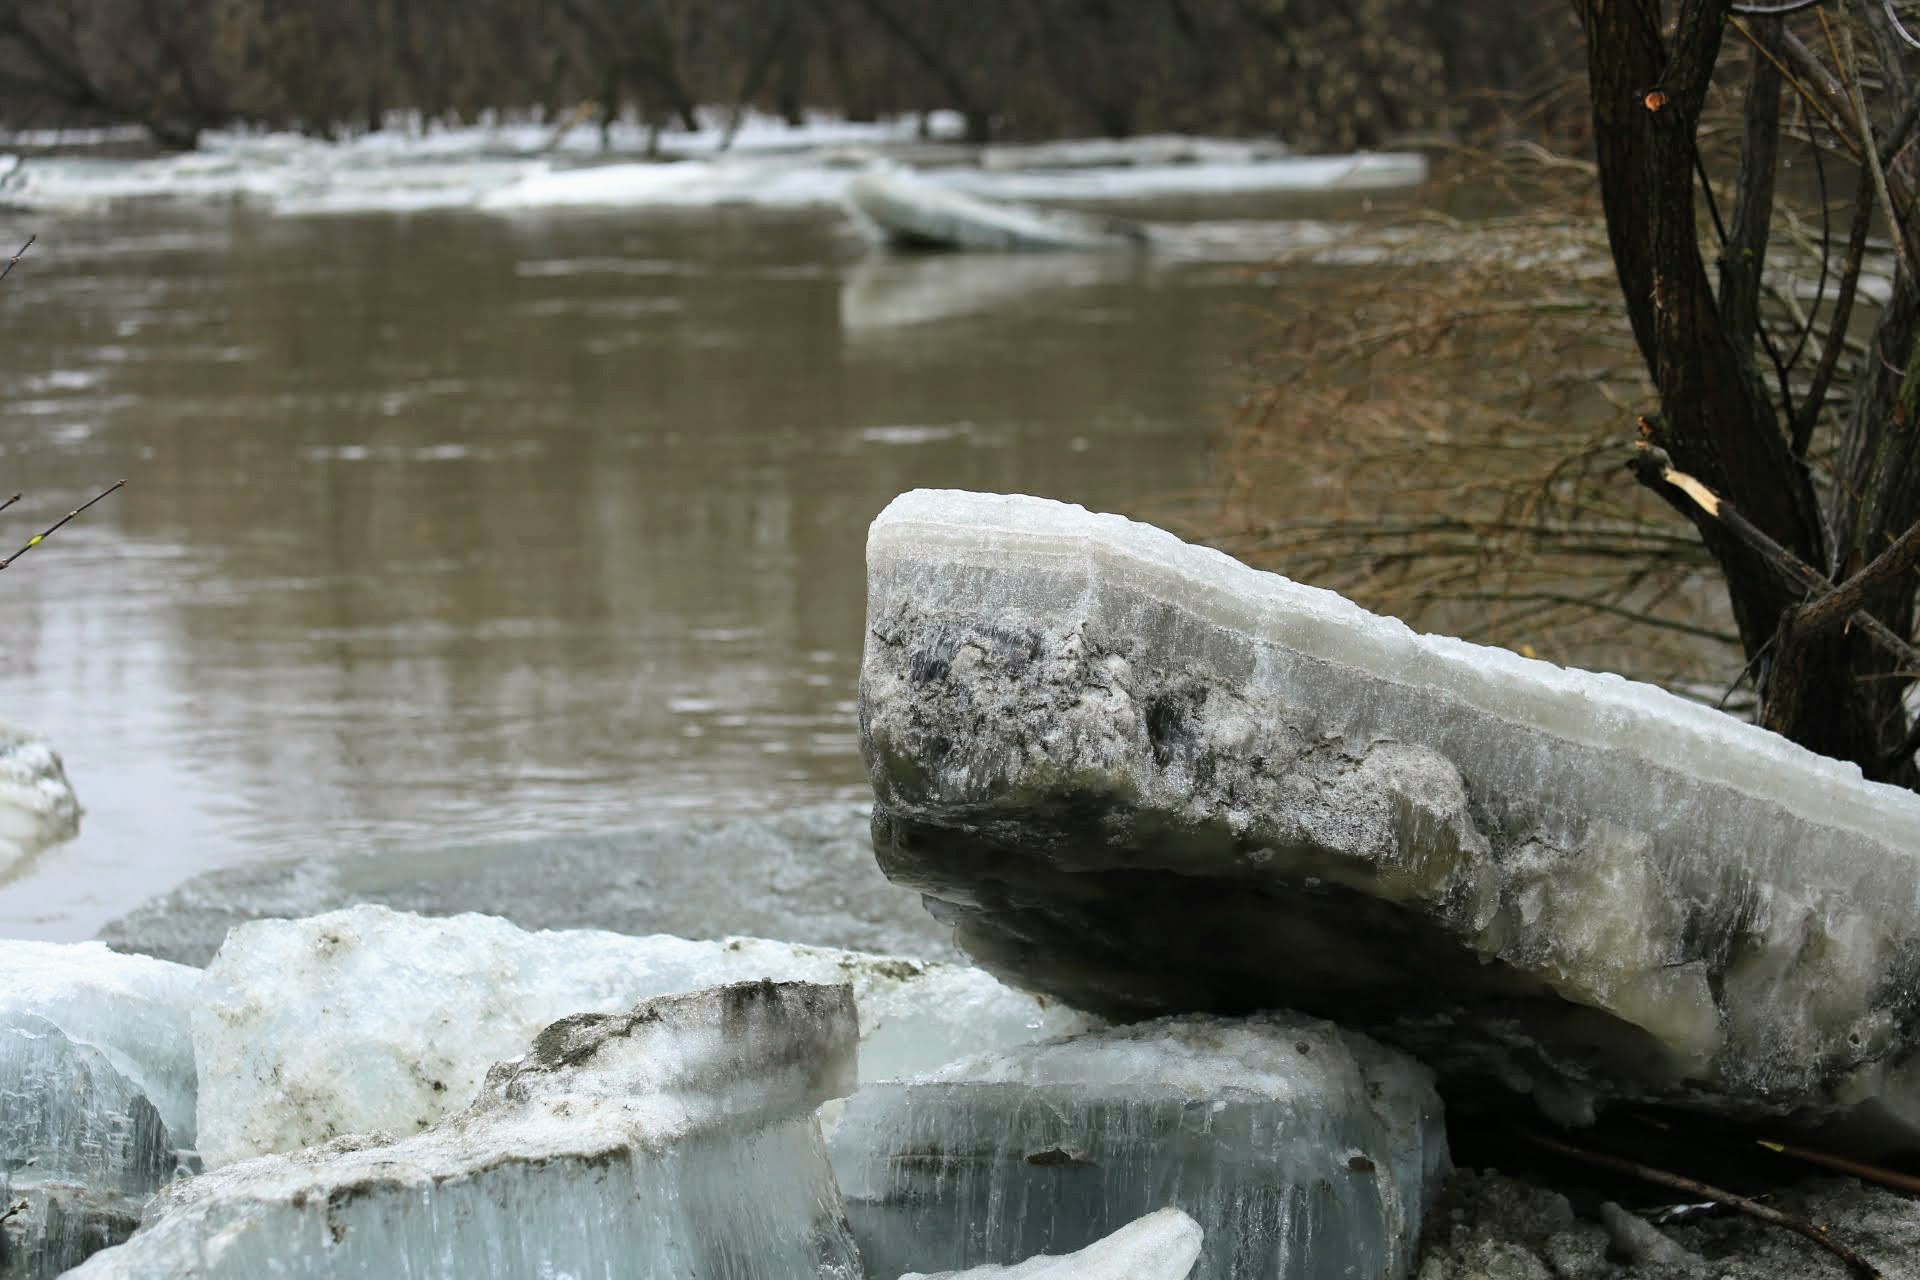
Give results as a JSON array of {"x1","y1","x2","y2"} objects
[{"x1": 1577, "y1": 0, "x2": 1920, "y2": 785}]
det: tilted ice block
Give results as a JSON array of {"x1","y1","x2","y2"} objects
[
  {"x1": 828, "y1": 1013, "x2": 1446, "y2": 1280},
  {"x1": 859, "y1": 490, "x2": 1920, "y2": 1150},
  {"x1": 901, "y1": 1208, "x2": 1203, "y2": 1280},
  {"x1": 68, "y1": 980, "x2": 866, "y2": 1279},
  {"x1": 194, "y1": 904, "x2": 1091, "y2": 1167},
  {"x1": 0, "y1": 942, "x2": 198, "y2": 1150},
  {"x1": 0, "y1": 1017, "x2": 179, "y2": 1277}
]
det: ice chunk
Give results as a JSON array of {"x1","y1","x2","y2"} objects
[
  {"x1": 69, "y1": 980, "x2": 865, "y2": 1279},
  {"x1": 860, "y1": 489, "x2": 1920, "y2": 1152},
  {"x1": 194, "y1": 904, "x2": 1092, "y2": 1167},
  {"x1": 0, "y1": 722, "x2": 79, "y2": 877},
  {"x1": 0, "y1": 942, "x2": 197, "y2": 1150},
  {"x1": 828, "y1": 1012, "x2": 1446, "y2": 1280},
  {"x1": 901, "y1": 1208, "x2": 1202, "y2": 1280},
  {"x1": 847, "y1": 169, "x2": 1149, "y2": 252},
  {"x1": 98, "y1": 805, "x2": 959, "y2": 967},
  {"x1": 0, "y1": 1016, "x2": 179, "y2": 1276}
]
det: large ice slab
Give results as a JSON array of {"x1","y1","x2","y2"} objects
[
  {"x1": 859, "y1": 490, "x2": 1920, "y2": 1150},
  {"x1": 98, "y1": 804, "x2": 959, "y2": 967},
  {"x1": 69, "y1": 980, "x2": 864, "y2": 1279},
  {"x1": 829, "y1": 1012, "x2": 1445, "y2": 1280},
  {"x1": 194, "y1": 904, "x2": 1091, "y2": 1168},
  {"x1": 902, "y1": 1208, "x2": 1203, "y2": 1280},
  {"x1": 0, "y1": 942, "x2": 198, "y2": 1149}
]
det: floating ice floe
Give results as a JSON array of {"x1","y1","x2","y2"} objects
[
  {"x1": 192, "y1": 904, "x2": 1093, "y2": 1168},
  {"x1": 829, "y1": 1012, "x2": 1445, "y2": 1280},
  {"x1": 900, "y1": 1208, "x2": 1204, "y2": 1280},
  {"x1": 69, "y1": 980, "x2": 866, "y2": 1279},
  {"x1": 0, "y1": 722, "x2": 80, "y2": 877},
  {"x1": 859, "y1": 489, "x2": 1920, "y2": 1154},
  {"x1": 846, "y1": 169, "x2": 1151, "y2": 252}
]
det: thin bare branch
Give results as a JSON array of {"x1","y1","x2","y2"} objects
[
  {"x1": 0, "y1": 234, "x2": 34, "y2": 285},
  {"x1": 0, "y1": 480, "x2": 126, "y2": 571},
  {"x1": 1522, "y1": 1129, "x2": 1885, "y2": 1280}
]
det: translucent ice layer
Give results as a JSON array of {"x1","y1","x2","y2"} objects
[
  {"x1": 900, "y1": 1208, "x2": 1203, "y2": 1280},
  {"x1": 859, "y1": 490, "x2": 1920, "y2": 1150},
  {"x1": 194, "y1": 904, "x2": 1092, "y2": 1167},
  {"x1": 69, "y1": 980, "x2": 866, "y2": 1280},
  {"x1": 0, "y1": 942, "x2": 198, "y2": 1149},
  {"x1": 828, "y1": 1013, "x2": 1445, "y2": 1280},
  {"x1": 0, "y1": 1017, "x2": 178, "y2": 1277}
]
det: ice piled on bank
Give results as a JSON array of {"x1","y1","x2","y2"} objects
[
  {"x1": 70, "y1": 980, "x2": 865, "y2": 1280},
  {"x1": 859, "y1": 489, "x2": 1920, "y2": 1151},
  {"x1": 0, "y1": 1017, "x2": 180, "y2": 1276},
  {"x1": 194, "y1": 904, "x2": 1091, "y2": 1168},
  {"x1": 902, "y1": 1208, "x2": 1203, "y2": 1280},
  {"x1": 0, "y1": 942, "x2": 198, "y2": 1149},
  {"x1": 0, "y1": 723, "x2": 80, "y2": 877},
  {"x1": 828, "y1": 1012, "x2": 1446, "y2": 1280}
]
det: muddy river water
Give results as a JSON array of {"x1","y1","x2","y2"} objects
[{"x1": 0, "y1": 194, "x2": 1354, "y2": 938}]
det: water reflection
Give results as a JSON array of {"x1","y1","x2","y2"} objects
[{"x1": 0, "y1": 203, "x2": 1264, "y2": 938}]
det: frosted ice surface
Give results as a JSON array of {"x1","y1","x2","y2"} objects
[
  {"x1": 0, "y1": 942, "x2": 198, "y2": 1150},
  {"x1": 859, "y1": 490, "x2": 1920, "y2": 1148},
  {"x1": 0, "y1": 723, "x2": 79, "y2": 877},
  {"x1": 901, "y1": 1208, "x2": 1203, "y2": 1280},
  {"x1": 194, "y1": 904, "x2": 1092, "y2": 1167},
  {"x1": 68, "y1": 980, "x2": 866, "y2": 1280},
  {"x1": 829, "y1": 1012, "x2": 1447, "y2": 1280},
  {"x1": 0, "y1": 1017, "x2": 179, "y2": 1277}
]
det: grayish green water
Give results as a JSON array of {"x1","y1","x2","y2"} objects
[{"x1": 0, "y1": 203, "x2": 1278, "y2": 939}]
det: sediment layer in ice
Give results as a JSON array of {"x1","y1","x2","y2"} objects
[
  {"x1": 829, "y1": 1012, "x2": 1445, "y2": 1280},
  {"x1": 194, "y1": 903, "x2": 1090, "y2": 1167},
  {"x1": 901, "y1": 1207, "x2": 1203, "y2": 1280},
  {"x1": 859, "y1": 489, "x2": 1920, "y2": 1149},
  {"x1": 69, "y1": 980, "x2": 865, "y2": 1279},
  {"x1": 0, "y1": 941, "x2": 198, "y2": 1149}
]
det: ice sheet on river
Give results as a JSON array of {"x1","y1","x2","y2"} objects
[
  {"x1": 98, "y1": 804, "x2": 959, "y2": 967},
  {"x1": 859, "y1": 489, "x2": 1920, "y2": 1153},
  {"x1": 829, "y1": 1012, "x2": 1444, "y2": 1280},
  {"x1": 0, "y1": 118, "x2": 1426, "y2": 216},
  {"x1": 68, "y1": 980, "x2": 865, "y2": 1280},
  {"x1": 193, "y1": 904, "x2": 1091, "y2": 1168}
]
